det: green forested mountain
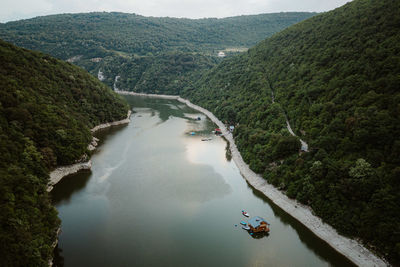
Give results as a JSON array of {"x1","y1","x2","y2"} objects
[
  {"x1": 183, "y1": 0, "x2": 400, "y2": 263},
  {"x1": 98, "y1": 51, "x2": 219, "y2": 94},
  {"x1": 0, "y1": 12, "x2": 316, "y2": 94},
  {"x1": 0, "y1": 12, "x2": 316, "y2": 58},
  {"x1": 0, "y1": 39, "x2": 128, "y2": 266}
]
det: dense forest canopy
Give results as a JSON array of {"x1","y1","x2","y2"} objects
[
  {"x1": 0, "y1": 12, "x2": 316, "y2": 94},
  {"x1": 97, "y1": 51, "x2": 219, "y2": 95},
  {"x1": 0, "y1": 39, "x2": 128, "y2": 265},
  {"x1": 183, "y1": 0, "x2": 400, "y2": 264}
]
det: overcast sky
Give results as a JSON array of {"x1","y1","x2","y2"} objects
[{"x1": 1, "y1": 0, "x2": 351, "y2": 23}]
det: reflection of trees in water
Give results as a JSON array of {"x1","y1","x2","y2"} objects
[
  {"x1": 225, "y1": 139, "x2": 232, "y2": 161},
  {"x1": 50, "y1": 170, "x2": 91, "y2": 205},
  {"x1": 128, "y1": 96, "x2": 218, "y2": 140},
  {"x1": 248, "y1": 231, "x2": 269, "y2": 239},
  {"x1": 53, "y1": 245, "x2": 64, "y2": 267},
  {"x1": 126, "y1": 97, "x2": 202, "y2": 122},
  {"x1": 245, "y1": 181, "x2": 355, "y2": 266}
]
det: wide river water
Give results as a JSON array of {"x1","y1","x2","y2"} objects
[{"x1": 52, "y1": 96, "x2": 354, "y2": 266}]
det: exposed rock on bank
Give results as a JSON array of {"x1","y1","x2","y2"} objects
[
  {"x1": 88, "y1": 137, "x2": 100, "y2": 151},
  {"x1": 47, "y1": 161, "x2": 92, "y2": 192},
  {"x1": 116, "y1": 91, "x2": 386, "y2": 267},
  {"x1": 47, "y1": 110, "x2": 131, "y2": 191},
  {"x1": 91, "y1": 110, "x2": 131, "y2": 133}
]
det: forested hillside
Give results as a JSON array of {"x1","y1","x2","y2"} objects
[
  {"x1": 0, "y1": 39, "x2": 128, "y2": 265},
  {"x1": 98, "y1": 51, "x2": 218, "y2": 95},
  {"x1": 0, "y1": 12, "x2": 316, "y2": 58},
  {"x1": 0, "y1": 12, "x2": 315, "y2": 94},
  {"x1": 183, "y1": 0, "x2": 400, "y2": 264}
]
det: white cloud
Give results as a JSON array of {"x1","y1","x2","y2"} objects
[
  {"x1": 0, "y1": 0, "x2": 352, "y2": 23},
  {"x1": 264, "y1": 0, "x2": 351, "y2": 13},
  {"x1": 0, "y1": 0, "x2": 52, "y2": 22}
]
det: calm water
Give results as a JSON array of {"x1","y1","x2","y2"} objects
[{"x1": 52, "y1": 96, "x2": 354, "y2": 267}]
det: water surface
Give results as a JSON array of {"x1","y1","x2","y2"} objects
[{"x1": 52, "y1": 96, "x2": 353, "y2": 266}]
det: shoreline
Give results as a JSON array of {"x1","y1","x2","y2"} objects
[
  {"x1": 117, "y1": 91, "x2": 386, "y2": 267},
  {"x1": 47, "y1": 110, "x2": 131, "y2": 192}
]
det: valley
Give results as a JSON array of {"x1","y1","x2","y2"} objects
[{"x1": 0, "y1": 0, "x2": 399, "y2": 265}]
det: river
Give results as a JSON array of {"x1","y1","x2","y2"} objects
[{"x1": 52, "y1": 96, "x2": 353, "y2": 266}]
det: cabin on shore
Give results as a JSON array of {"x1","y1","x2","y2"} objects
[{"x1": 248, "y1": 216, "x2": 270, "y2": 233}]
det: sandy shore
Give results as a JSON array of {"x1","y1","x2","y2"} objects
[
  {"x1": 47, "y1": 110, "x2": 131, "y2": 192},
  {"x1": 117, "y1": 91, "x2": 386, "y2": 267}
]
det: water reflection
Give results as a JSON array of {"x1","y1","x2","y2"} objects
[
  {"x1": 223, "y1": 137, "x2": 232, "y2": 161},
  {"x1": 94, "y1": 123, "x2": 129, "y2": 145},
  {"x1": 248, "y1": 231, "x2": 270, "y2": 239},
  {"x1": 245, "y1": 181, "x2": 355, "y2": 266},
  {"x1": 53, "y1": 245, "x2": 64, "y2": 267},
  {"x1": 129, "y1": 97, "x2": 195, "y2": 122},
  {"x1": 51, "y1": 171, "x2": 91, "y2": 205}
]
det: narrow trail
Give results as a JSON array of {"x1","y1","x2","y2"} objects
[
  {"x1": 285, "y1": 117, "x2": 309, "y2": 152},
  {"x1": 265, "y1": 75, "x2": 309, "y2": 152}
]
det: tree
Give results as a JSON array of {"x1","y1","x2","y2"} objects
[{"x1": 349, "y1": 158, "x2": 373, "y2": 179}]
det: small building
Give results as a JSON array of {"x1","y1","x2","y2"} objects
[
  {"x1": 248, "y1": 216, "x2": 270, "y2": 233},
  {"x1": 217, "y1": 51, "x2": 226, "y2": 57},
  {"x1": 229, "y1": 125, "x2": 235, "y2": 132},
  {"x1": 215, "y1": 128, "x2": 222, "y2": 135}
]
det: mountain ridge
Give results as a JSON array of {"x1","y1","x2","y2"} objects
[
  {"x1": 0, "y1": 11, "x2": 317, "y2": 57},
  {"x1": 0, "y1": 11, "x2": 317, "y2": 94}
]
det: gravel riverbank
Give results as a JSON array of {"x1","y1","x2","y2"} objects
[{"x1": 117, "y1": 91, "x2": 386, "y2": 267}]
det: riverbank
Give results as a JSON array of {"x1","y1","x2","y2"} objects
[
  {"x1": 116, "y1": 91, "x2": 386, "y2": 267},
  {"x1": 47, "y1": 110, "x2": 131, "y2": 192}
]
